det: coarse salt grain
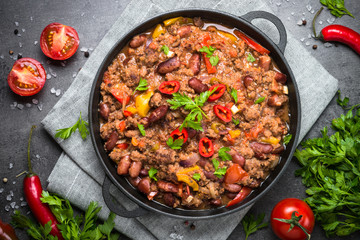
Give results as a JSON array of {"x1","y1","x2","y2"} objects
[
  {"x1": 22, "y1": 28, "x2": 25, "y2": 32},
  {"x1": 0, "y1": 188, "x2": 3, "y2": 193},
  {"x1": 300, "y1": 38, "x2": 305, "y2": 42},
  {"x1": 47, "y1": 74, "x2": 52, "y2": 80},
  {"x1": 10, "y1": 202, "x2": 16, "y2": 209},
  {"x1": 9, "y1": 163, "x2": 13, "y2": 169},
  {"x1": 15, "y1": 21, "x2": 19, "y2": 26},
  {"x1": 305, "y1": 41, "x2": 310, "y2": 46},
  {"x1": 80, "y1": 47, "x2": 88, "y2": 52},
  {"x1": 17, "y1": 104, "x2": 24, "y2": 110},
  {"x1": 5, "y1": 205, "x2": 10, "y2": 211},
  {"x1": 19, "y1": 42, "x2": 23, "y2": 48},
  {"x1": 297, "y1": 20, "x2": 303, "y2": 26},
  {"x1": 37, "y1": 103, "x2": 43, "y2": 111},
  {"x1": 26, "y1": 103, "x2": 32, "y2": 108},
  {"x1": 34, "y1": 40, "x2": 38, "y2": 45},
  {"x1": 55, "y1": 89, "x2": 61, "y2": 96},
  {"x1": 32, "y1": 99, "x2": 39, "y2": 105},
  {"x1": 50, "y1": 87, "x2": 56, "y2": 93}
]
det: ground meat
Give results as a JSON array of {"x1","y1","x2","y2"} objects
[{"x1": 150, "y1": 92, "x2": 162, "y2": 108}]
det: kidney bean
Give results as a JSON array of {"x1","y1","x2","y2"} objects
[
  {"x1": 163, "y1": 193, "x2": 175, "y2": 207},
  {"x1": 250, "y1": 142, "x2": 273, "y2": 154},
  {"x1": 157, "y1": 57, "x2": 181, "y2": 74},
  {"x1": 224, "y1": 183, "x2": 242, "y2": 193},
  {"x1": 193, "y1": 17, "x2": 204, "y2": 28},
  {"x1": 140, "y1": 168, "x2": 149, "y2": 176},
  {"x1": 209, "y1": 199, "x2": 222, "y2": 206},
  {"x1": 243, "y1": 75, "x2": 254, "y2": 88},
  {"x1": 128, "y1": 176, "x2": 141, "y2": 187},
  {"x1": 180, "y1": 153, "x2": 200, "y2": 167},
  {"x1": 117, "y1": 156, "x2": 131, "y2": 175},
  {"x1": 188, "y1": 77, "x2": 208, "y2": 93},
  {"x1": 177, "y1": 25, "x2": 191, "y2": 38},
  {"x1": 188, "y1": 53, "x2": 201, "y2": 75},
  {"x1": 226, "y1": 192, "x2": 238, "y2": 199},
  {"x1": 148, "y1": 105, "x2": 168, "y2": 124},
  {"x1": 203, "y1": 170, "x2": 217, "y2": 180},
  {"x1": 198, "y1": 158, "x2": 207, "y2": 168},
  {"x1": 186, "y1": 128, "x2": 197, "y2": 138},
  {"x1": 248, "y1": 179, "x2": 261, "y2": 188},
  {"x1": 259, "y1": 55, "x2": 271, "y2": 71},
  {"x1": 157, "y1": 181, "x2": 179, "y2": 193},
  {"x1": 105, "y1": 131, "x2": 118, "y2": 151},
  {"x1": 275, "y1": 72, "x2": 287, "y2": 84},
  {"x1": 272, "y1": 145, "x2": 285, "y2": 154},
  {"x1": 140, "y1": 117, "x2": 150, "y2": 128},
  {"x1": 230, "y1": 152, "x2": 245, "y2": 168},
  {"x1": 129, "y1": 161, "x2": 142, "y2": 178},
  {"x1": 138, "y1": 177, "x2": 151, "y2": 195},
  {"x1": 99, "y1": 102, "x2": 110, "y2": 120},
  {"x1": 129, "y1": 34, "x2": 147, "y2": 48}
]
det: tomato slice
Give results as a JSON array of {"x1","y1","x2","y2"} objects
[
  {"x1": 208, "y1": 84, "x2": 226, "y2": 101},
  {"x1": 170, "y1": 128, "x2": 188, "y2": 143},
  {"x1": 234, "y1": 30, "x2": 270, "y2": 55},
  {"x1": 111, "y1": 84, "x2": 130, "y2": 105},
  {"x1": 226, "y1": 186, "x2": 252, "y2": 207},
  {"x1": 7, "y1": 58, "x2": 46, "y2": 96},
  {"x1": 224, "y1": 164, "x2": 248, "y2": 184},
  {"x1": 159, "y1": 81, "x2": 180, "y2": 94},
  {"x1": 117, "y1": 143, "x2": 129, "y2": 149},
  {"x1": 199, "y1": 137, "x2": 214, "y2": 158},
  {"x1": 213, "y1": 105, "x2": 232, "y2": 122},
  {"x1": 40, "y1": 23, "x2": 80, "y2": 60}
]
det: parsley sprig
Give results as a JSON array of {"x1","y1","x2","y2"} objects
[
  {"x1": 161, "y1": 45, "x2": 170, "y2": 55},
  {"x1": 132, "y1": 78, "x2": 148, "y2": 95},
  {"x1": 212, "y1": 159, "x2": 227, "y2": 178},
  {"x1": 230, "y1": 88, "x2": 238, "y2": 103},
  {"x1": 247, "y1": 53, "x2": 256, "y2": 63},
  {"x1": 192, "y1": 173, "x2": 201, "y2": 181},
  {"x1": 149, "y1": 167, "x2": 158, "y2": 181},
  {"x1": 199, "y1": 45, "x2": 219, "y2": 67},
  {"x1": 166, "y1": 136, "x2": 184, "y2": 149},
  {"x1": 241, "y1": 213, "x2": 268, "y2": 240},
  {"x1": 138, "y1": 124, "x2": 146, "y2": 136},
  {"x1": 218, "y1": 147, "x2": 232, "y2": 161},
  {"x1": 320, "y1": 0, "x2": 354, "y2": 18},
  {"x1": 55, "y1": 112, "x2": 89, "y2": 140}
]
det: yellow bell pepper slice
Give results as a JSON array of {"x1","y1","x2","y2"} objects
[
  {"x1": 152, "y1": 24, "x2": 166, "y2": 39},
  {"x1": 260, "y1": 137, "x2": 280, "y2": 145},
  {"x1": 163, "y1": 17, "x2": 182, "y2": 26},
  {"x1": 176, "y1": 165, "x2": 200, "y2": 175},
  {"x1": 176, "y1": 174, "x2": 199, "y2": 191},
  {"x1": 218, "y1": 30, "x2": 237, "y2": 44},
  {"x1": 229, "y1": 130, "x2": 241, "y2": 139},
  {"x1": 135, "y1": 91, "x2": 154, "y2": 117},
  {"x1": 126, "y1": 106, "x2": 137, "y2": 115}
]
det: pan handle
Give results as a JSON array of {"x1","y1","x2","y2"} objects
[
  {"x1": 102, "y1": 175, "x2": 149, "y2": 218},
  {"x1": 241, "y1": 11, "x2": 287, "y2": 53}
]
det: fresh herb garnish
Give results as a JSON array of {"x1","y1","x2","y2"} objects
[
  {"x1": 283, "y1": 134, "x2": 292, "y2": 145},
  {"x1": 255, "y1": 96, "x2": 265, "y2": 104},
  {"x1": 148, "y1": 167, "x2": 158, "y2": 181},
  {"x1": 209, "y1": 55, "x2": 219, "y2": 67},
  {"x1": 320, "y1": 0, "x2": 354, "y2": 18},
  {"x1": 161, "y1": 45, "x2": 170, "y2": 55},
  {"x1": 138, "y1": 124, "x2": 146, "y2": 136},
  {"x1": 337, "y1": 90, "x2": 349, "y2": 109},
  {"x1": 212, "y1": 159, "x2": 227, "y2": 178},
  {"x1": 192, "y1": 173, "x2": 201, "y2": 181},
  {"x1": 55, "y1": 112, "x2": 89, "y2": 140},
  {"x1": 247, "y1": 53, "x2": 256, "y2": 63},
  {"x1": 218, "y1": 147, "x2": 232, "y2": 161},
  {"x1": 199, "y1": 45, "x2": 216, "y2": 57},
  {"x1": 166, "y1": 136, "x2": 184, "y2": 149},
  {"x1": 294, "y1": 102, "x2": 360, "y2": 236},
  {"x1": 230, "y1": 88, "x2": 238, "y2": 103},
  {"x1": 132, "y1": 78, "x2": 148, "y2": 95},
  {"x1": 232, "y1": 118, "x2": 240, "y2": 126},
  {"x1": 241, "y1": 213, "x2": 268, "y2": 240}
]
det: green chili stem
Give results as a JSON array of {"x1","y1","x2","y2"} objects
[
  {"x1": 312, "y1": 7, "x2": 324, "y2": 39},
  {"x1": 27, "y1": 125, "x2": 36, "y2": 174}
]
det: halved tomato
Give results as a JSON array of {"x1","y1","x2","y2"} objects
[
  {"x1": 40, "y1": 23, "x2": 80, "y2": 60},
  {"x1": 7, "y1": 58, "x2": 46, "y2": 96}
]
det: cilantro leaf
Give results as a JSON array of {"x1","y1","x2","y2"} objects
[
  {"x1": 166, "y1": 136, "x2": 184, "y2": 149},
  {"x1": 255, "y1": 96, "x2": 265, "y2": 104},
  {"x1": 212, "y1": 158, "x2": 219, "y2": 170},
  {"x1": 209, "y1": 55, "x2": 219, "y2": 67},
  {"x1": 98, "y1": 212, "x2": 116, "y2": 239},
  {"x1": 132, "y1": 78, "x2": 148, "y2": 94},
  {"x1": 247, "y1": 53, "x2": 256, "y2": 63},
  {"x1": 230, "y1": 88, "x2": 238, "y2": 103},
  {"x1": 149, "y1": 167, "x2": 158, "y2": 181},
  {"x1": 320, "y1": 0, "x2": 354, "y2": 18},
  {"x1": 161, "y1": 45, "x2": 170, "y2": 55},
  {"x1": 55, "y1": 112, "x2": 89, "y2": 140},
  {"x1": 241, "y1": 213, "x2": 268, "y2": 240},
  {"x1": 212, "y1": 159, "x2": 227, "y2": 178},
  {"x1": 138, "y1": 124, "x2": 146, "y2": 136},
  {"x1": 283, "y1": 134, "x2": 292, "y2": 145},
  {"x1": 192, "y1": 173, "x2": 201, "y2": 181},
  {"x1": 199, "y1": 45, "x2": 216, "y2": 57},
  {"x1": 218, "y1": 147, "x2": 232, "y2": 161},
  {"x1": 337, "y1": 90, "x2": 349, "y2": 109},
  {"x1": 232, "y1": 118, "x2": 240, "y2": 125}
]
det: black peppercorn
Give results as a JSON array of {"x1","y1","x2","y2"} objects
[
  {"x1": 312, "y1": 45, "x2": 318, "y2": 50},
  {"x1": 84, "y1": 51, "x2": 90, "y2": 58},
  {"x1": 190, "y1": 223, "x2": 196, "y2": 230},
  {"x1": 302, "y1": 19, "x2": 307, "y2": 25},
  {"x1": 14, "y1": 29, "x2": 19, "y2": 35},
  {"x1": 17, "y1": 53, "x2": 22, "y2": 59},
  {"x1": 9, "y1": 50, "x2": 14, "y2": 55}
]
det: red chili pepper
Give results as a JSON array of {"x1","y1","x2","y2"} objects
[
  {"x1": 234, "y1": 30, "x2": 270, "y2": 55},
  {"x1": 117, "y1": 143, "x2": 129, "y2": 149},
  {"x1": 119, "y1": 120, "x2": 126, "y2": 132},
  {"x1": 202, "y1": 33, "x2": 211, "y2": 46},
  {"x1": 313, "y1": 7, "x2": 360, "y2": 55},
  {"x1": 159, "y1": 81, "x2": 180, "y2": 94},
  {"x1": 199, "y1": 137, "x2": 214, "y2": 157},
  {"x1": 202, "y1": 53, "x2": 217, "y2": 74},
  {"x1": 208, "y1": 84, "x2": 226, "y2": 102},
  {"x1": 213, "y1": 105, "x2": 232, "y2": 122},
  {"x1": 170, "y1": 128, "x2": 188, "y2": 143},
  {"x1": 24, "y1": 126, "x2": 64, "y2": 240},
  {"x1": 0, "y1": 219, "x2": 19, "y2": 240},
  {"x1": 123, "y1": 110, "x2": 133, "y2": 117},
  {"x1": 226, "y1": 186, "x2": 252, "y2": 207},
  {"x1": 111, "y1": 84, "x2": 130, "y2": 105}
]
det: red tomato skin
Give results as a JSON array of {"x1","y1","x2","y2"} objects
[
  {"x1": 224, "y1": 164, "x2": 248, "y2": 184},
  {"x1": 7, "y1": 58, "x2": 46, "y2": 96},
  {"x1": 271, "y1": 198, "x2": 315, "y2": 240},
  {"x1": 40, "y1": 23, "x2": 80, "y2": 60}
]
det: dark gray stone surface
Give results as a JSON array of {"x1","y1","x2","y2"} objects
[{"x1": 0, "y1": 0, "x2": 359, "y2": 239}]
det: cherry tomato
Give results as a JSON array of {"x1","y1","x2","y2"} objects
[
  {"x1": 40, "y1": 23, "x2": 80, "y2": 60},
  {"x1": 271, "y1": 198, "x2": 315, "y2": 240},
  {"x1": 170, "y1": 128, "x2": 188, "y2": 143},
  {"x1": 111, "y1": 84, "x2": 130, "y2": 105},
  {"x1": 224, "y1": 164, "x2": 248, "y2": 184},
  {"x1": 226, "y1": 186, "x2": 252, "y2": 207},
  {"x1": 208, "y1": 84, "x2": 226, "y2": 101},
  {"x1": 7, "y1": 58, "x2": 46, "y2": 96},
  {"x1": 159, "y1": 81, "x2": 180, "y2": 94},
  {"x1": 213, "y1": 105, "x2": 232, "y2": 122},
  {"x1": 198, "y1": 137, "x2": 214, "y2": 157}
]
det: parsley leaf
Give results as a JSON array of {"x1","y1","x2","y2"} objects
[
  {"x1": 283, "y1": 134, "x2": 292, "y2": 145},
  {"x1": 247, "y1": 53, "x2": 256, "y2": 62},
  {"x1": 320, "y1": 0, "x2": 354, "y2": 18},
  {"x1": 241, "y1": 213, "x2": 268, "y2": 240},
  {"x1": 192, "y1": 173, "x2": 201, "y2": 181},
  {"x1": 337, "y1": 90, "x2": 349, "y2": 109},
  {"x1": 166, "y1": 136, "x2": 184, "y2": 149},
  {"x1": 199, "y1": 45, "x2": 216, "y2": 57},
  {"x1": 218, "y1": 147, "x2": 232, "y2": 161},
  {"x1": 232, "y1": 118, "x2": 240, "y2": 126},
  {"x1": 230, "y1": 88, "x2": 238, "y2": 103},
  {"x1": 161, "y1": 45, "x2": 170, "y2": 55},
  {"x1": 138, "y1": 124, "x2": 146, "y2": 136},
  {"x1": 255, "y1": 96, "x2": 265, "y2": 104},
  {"x1": 209, "y1": 55, "x2": 219, "y2": 67},
  {"x1": 132, "y1": 78, "x2": 148, "y2": 94},
  {"x1": 55, "y1": 112, "x2": 89, "y2": 140},
  {"x1": 149, "y1": 167, "x2": 158, "y2": 181},
  {"x1": 212, "y1": 159, "x2": 227, "y2": 178}
]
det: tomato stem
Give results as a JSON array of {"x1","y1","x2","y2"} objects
[
  {"x1": 27, "y1": 125, "x2": 36, "y2": 174},
  {"x1": 274, "y1": 211, "x2": 311, "y2": 240},
  {"x1": 312, "y1": 7, "x2": 324, "y2": 39}
]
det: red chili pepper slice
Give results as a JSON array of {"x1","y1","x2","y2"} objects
[
  {"x1": 202, "y1": 53, "x2": 217, "y2": 74},
  {"x1": 199, "y1": 137, "x2": 214, "y2": 157},
  {"x1": 202, "y1": 33, "x2": 211, "y2": 46},
  {"x1": 170, "y1": 128, "x2": 188, "y2": 143},
  {"x1": 213, "y1": 105, "x2": 232, "y2": 122},
  {"x1": 159, "y1": 80, "x2": 180, "y2": 94},
  {"x1": 111, "y1": 84, "x2": 130, "y2": 105},
  {"x1": 226, "y1": 186, "x2": 252, "y2": 207},
  {"x1": 119, "y1": 120, "x2": 126, "y2": 132},
  {"x1": 208, "y1": 84, "x2": 226, "y2": 101},
  {"x1": 123, "y1": 110, "x2": 133, "y2": 117},
  {"x1": 117, "y1": 143, "x2": 129, "y2": 149},
  {"x1": 234, "y1": 30, "x2": 270, "y2": 55}
]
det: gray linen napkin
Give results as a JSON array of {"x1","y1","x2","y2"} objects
[{"x1": 42, "y1": 0, "x2": 338, "y2": 239}]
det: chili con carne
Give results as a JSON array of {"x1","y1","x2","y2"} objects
[
  {"x1": 208, "y1": 84, "x2": 226, "y2": 102},
  {"x1": 198, "y1": 137, "x2": 214, "y2": 157},
  {"x1": 213, "y1": 105, "x2": 232, "y2": 122},
  {"x1": 234, "y1": 30, "x2": 270, "y2": 55},
  {"x1": 226, "y1": 186, "x2": 252, "y2": 207},
  {"x1": 170, "y1": 128, "x2": 188, "y2": 143},
  {"x1": 159, "y1": 80, "x2": 180, "y2": 94}
]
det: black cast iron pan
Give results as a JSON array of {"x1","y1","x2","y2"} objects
[{"x1": 89, "y1": 8, "x2": 301, "y2": 220}]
